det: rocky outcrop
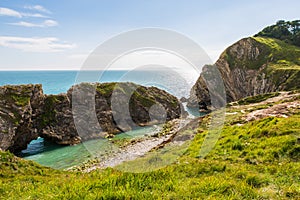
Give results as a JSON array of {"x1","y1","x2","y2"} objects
[
  {"x1": 0, "y1": 82, "x2": 184, "y2": 153},
  {"x1": 188, "y1": 37, "x2": 300, "y2": 108},
  {"x1": 0, "y1": 84, "x2": 44, "y2": 153}
]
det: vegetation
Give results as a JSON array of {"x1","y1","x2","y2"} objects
[
  {"x1": 252, "y1": 37, "x2": 300, "y2": 66},
  {"x1": 237, "y1": 92, "x2": 280, "y2": 105},
  {"x1": 1, "y1": 21, "x2": 299, "y2": 199},
  {"x1": 95, "y1": 82, "x2": 162, "y2": 108},
  {"x1": 0, "y1": 85, "x2": 32, "y2": 107},
  {"x1": 1, "y1": 91, "x2": 299, "y2": 199},
  {"x1": 131, "y1": 91, "x2": 156, "y2": 108},
  {"x1": 96, "y1": 82, "x2": 117, "y2": 98},
  {"x1": 0, "y1": 85, "x2": 34, "y2": 126},
  {"x1": 38, "y1": 95, "x2": 62, "y2": 127},
  {"x1": 223, "y1": 35, "x2": 300, "y2": 70},
  {"x1": 10, "y1": 95, "x2": 30, "y2": 107},
  {"x1": 255, "y1": 20, "x2": 300, "y2": 47},
  {"x1": 221, "y1": 35, "x2": 300, "y2": 92}
]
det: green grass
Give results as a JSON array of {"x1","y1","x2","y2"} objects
[
  {"x1": 237, "y1": 92, "x2": 280, "y2": 105},
  {"x1": 223, "y1": 37, "x2": 300, "y2": 71},
  {"x1": 253, "y1": 37, "x2": 300, "y2": 66},
  {"x1": 221, "y1": 37, "x2": 300, "y2": 91},
  {"x1": 252, "y1": 37, "x2": 300, "y2": 90},
  {"x1": 1, "y1": 93, "x2": 299, "y2": 199}
]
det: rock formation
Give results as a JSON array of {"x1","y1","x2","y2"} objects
[
  {"x1": 0, "y1": 84, "x2": 44, "y2": 153},
  {"x1": 0, "y1": 82, "x2": 184, "y2": 153},
  {"x1": 188, "y1": 37, "x2": 300, "y2": 108}
]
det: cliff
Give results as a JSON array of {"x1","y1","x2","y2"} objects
[
  {"x1": 0, "y1": 82, "x2": 183, "y2": 153},
  {"x1": 188, "y1": 37, "x2": 300, "y2": 108},
  {"x1": 0, "y1": 84, "x2": 44, "y2": 153}
]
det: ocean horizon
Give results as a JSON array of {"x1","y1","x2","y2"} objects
[{"x1": 0, "y1": 70, "x2": 198, "y2": 98}]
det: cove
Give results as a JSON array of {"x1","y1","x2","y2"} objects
[
  {"x1": 20, "y1": 126, "x2": 161, "y2": 169},
  {"x1": 20, "y1": 105, "x2": 203, "y2": 170}
]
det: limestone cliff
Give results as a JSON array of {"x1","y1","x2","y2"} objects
[
  {"x1": 36, "y1": 82, "x2": 183, "y2": 144},
  {"x1": 188, "y1": 37, "x2": 300, "y2": 108},
  {"x1": 0, "y1": 84, "x2": 44, "y2": 153},
  {"x1": 0, "y1": 83, "x2": 183, "y2": 153}
]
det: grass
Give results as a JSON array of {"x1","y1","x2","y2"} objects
[
  {"x1": 0, "y1": 93, "x2": 300, "y2": 199},
  {"x1": 253, "y1": 37, "x2": 300, "y2": 66},
  {"x1": 221, "y1": 36, "x2": 300, "y2": 92},
  {"x1": 266, "y1": 67, "x2": 300, "y2": 90},
  {"x1": 237, "y1": 92, "x2": 280, "y2": 105},
  {"x1": 222, "y1": 36, "x2": 300, "y2": 70},
  {"x1": 252, "y1": 37, "x2": 300, "y2": 91}
]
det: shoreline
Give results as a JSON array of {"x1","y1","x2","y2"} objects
[{"x1": 68, "y1": 118, "x2": 193, "y2": 172}]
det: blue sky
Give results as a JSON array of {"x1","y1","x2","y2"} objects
[{"x1": 0, "y1": 0, "x2": 299, "y2": 70}]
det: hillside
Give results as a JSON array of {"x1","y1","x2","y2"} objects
[
  {"x1": 255, "y1": 20, "x2": 300, "y2": 47},
  {"x1": 1, "y1": 91, "x2": 299, "y2": 199},
  {"x1": 187, "y1": 36, "x2": 300, "y2": 109}
]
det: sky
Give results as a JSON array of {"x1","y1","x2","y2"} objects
[{"x1": 0, "y1": 0, "x2": 299, "y2": 70}]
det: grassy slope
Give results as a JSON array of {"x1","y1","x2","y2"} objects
[
  {"x1": 1, "y1": 93, "x2": 299, "y2": 199},
  {"x1": 254, "y1": 37, "x2": 300, "y2": 90},
  {"x1": 222, "y1": 36, "x2": 300, "y2": 90},
  {"x1": 253, "y1": 37, "x2": 300, "y2": 90}
]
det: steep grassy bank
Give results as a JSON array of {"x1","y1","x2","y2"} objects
[{"x1": 1, "y1": 92, "x2": 299, "y2": 199}]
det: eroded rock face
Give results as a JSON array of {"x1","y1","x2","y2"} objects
[
  {"x1": 67, "y1": 82, "x2": 183, "y2": 141},
  {"x1": 0, "y1": 84, "x2": 44, "y2": 153},
  {"x1": 36, "y1": 94, "x2": 80, "y2": 145},
  {"x1": 188, "y1": 37, "x2": 300, "y2": 108},
  {"x1": 0, "y1": 82, "x2": 183, "y2": 153}
]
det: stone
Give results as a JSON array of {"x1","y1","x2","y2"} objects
[
  {"x1": 187, "y1": 37, "x2": 300, "y2": 109},
  {"x1": 0, "y1": 82, "x2": 185, "y2": 153}
]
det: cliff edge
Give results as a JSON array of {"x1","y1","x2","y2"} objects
[{"x1": 188, "y1": 36, "x2": 300, "y2": 108}]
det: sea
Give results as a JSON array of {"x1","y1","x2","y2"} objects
[{"x1": 0, "y1": 70, "x2": 201, "y2": 169}]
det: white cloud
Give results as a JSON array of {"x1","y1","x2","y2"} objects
[
  {"x1": 0, "y1": 7, "x2": 22, "y2": 18},
  {"x1": 24, "y1": 5, "x2": 51, "y2": 14},
  {"x1": 8, "y1": 20, "x2": 58, "y2": 28},
  {"x1": 8, "y1": 21, "x2": 40, "y2": 27},
  {"x1": 0, "y1": 36, "x2": 76, "y2": 52},
  {"x1": 21, "y1": 13, "x2": 49, "y2": 18},
  {"x1": 0, "y1": 7, "x2": 50, "y2": 18},
  {"x1": 43, "y1": 20, "x2": 58, "y2": 27}
]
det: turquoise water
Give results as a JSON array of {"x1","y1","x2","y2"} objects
[
  {"x1": 20, "y1": 126, "x2": 160, "y2": 169},
  {"x1": 0, "y1": 70, "x2": 201, "y2": 169}
]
